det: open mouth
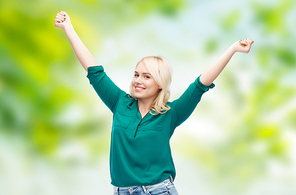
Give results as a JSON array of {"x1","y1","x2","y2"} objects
[{"x1": 135, "y1": 86, "x2": 145, "y2": 92}]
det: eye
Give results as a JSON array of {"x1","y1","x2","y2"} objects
[
  {"x1": 145, "y1": 75, "x2": 150, "y2": 79},
  {"x1": 134, "y1": 73, "x2": 139, "y2": 77}
]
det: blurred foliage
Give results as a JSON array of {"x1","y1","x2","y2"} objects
[
  {"x1": 0, "y1": 0, "x2": 186, "y2": 156},
  {"x1": 221, "y1": 10, "x2": 241, "y2": 31},
  {"x1": 174, "y1": 0, "x2": 296, "y2": 193},
  {"x1": 0, "y1": 0, "x2": 296, "y2": 194},
  {"x1": 204, "y1": 38, "x2": 219, "y2": 54},
  {"x1": 251, "y1": 0, "x2": 294, "y2": 36}
]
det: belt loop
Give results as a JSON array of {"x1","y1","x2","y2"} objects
[
  {"x1": 169, "y1": 175, "x2": 173, "y2": 183},
  {"x1": 141, "y1": 186, "x2": 148, "y2": 193}
]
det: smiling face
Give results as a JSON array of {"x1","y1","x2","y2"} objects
[{"x1": 131, "y1": 62, "x2": 162, "y2": 103}]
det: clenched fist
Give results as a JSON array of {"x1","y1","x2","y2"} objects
[
  {"x1": 55, "y1": 11, "x2": 72, "y2": 30},
  {"x1": 232, "y1": 38, "x2": 254, "y2": 53}
]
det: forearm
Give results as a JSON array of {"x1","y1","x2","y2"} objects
[
  {"x1": 55, "y1": 11, "x2": 98, "y2": 71},
  {"x1": 200, "y1": 39, "x2": 254, "y2": 86},
  {"x1": 200, "y1": 46, "x2": 235, "y2": 86},
  {"x1": 64, "y1": 26, "x2": 97, "y2": 71}
]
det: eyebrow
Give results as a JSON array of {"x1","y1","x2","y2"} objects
[{"x1": 134, "y1": 71, "x2": 151, "y2": 75}]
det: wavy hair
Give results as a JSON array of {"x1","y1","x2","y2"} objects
[{"x1": 129, "y1": 56, "x2": 173, "y2": 115}]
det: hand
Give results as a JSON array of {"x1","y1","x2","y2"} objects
[
  {"x1": 232, "y1": 38, "x2": 254, "y2": 53},
  {"x1": 55, "y1": 11, "x2": 72, "y2": 30}
]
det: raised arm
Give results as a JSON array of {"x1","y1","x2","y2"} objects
[
  {"x1": 54, "y1": 11, "x2": 97, "y2": 71},
  {"x1": 200, "y1": 39, "x2": 254, "y2": 86}
]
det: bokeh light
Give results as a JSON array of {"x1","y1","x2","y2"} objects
[{"x1": 0, "y1": 0, "x2": 295, "y2": 194}]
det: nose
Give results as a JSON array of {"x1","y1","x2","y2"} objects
[{"x1": 135, "y1": 76, "x2": 142, "y2": 84}]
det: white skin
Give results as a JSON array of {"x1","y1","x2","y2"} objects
[
  {"x1": 55, "y1": 11, "x2": 254, "y2": 116},
  {"x1": 200, "y1": 38, "x2": 254, "y2": 86},
  {"x1": 132, "y1": 62, "x2": 162, "y2": 117}
]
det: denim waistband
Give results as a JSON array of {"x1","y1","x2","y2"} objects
[{"x1": 113, "y1": 176, "x2": 174, "y2": 193}]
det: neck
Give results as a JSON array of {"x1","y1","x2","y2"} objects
[{"x1": 137, "y1": 99, "x2": 153, "y2": 117}]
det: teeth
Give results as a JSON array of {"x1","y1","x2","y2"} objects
[{"x1": 135, "y1": 86, "x2": 144, "y2": 91}]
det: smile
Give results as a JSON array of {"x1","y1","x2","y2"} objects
[{"x1": 135, "y1": 86, "x2": 145, "y2": 92}]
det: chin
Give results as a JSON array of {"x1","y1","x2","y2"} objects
[{"x1": 134, "y1": 94, "x2": 142, "y2": 99}]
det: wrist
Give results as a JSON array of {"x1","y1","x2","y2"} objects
[
  {"x1": 228, "y1": 43, "x2": 237, "y2": 55},
  {"x1": 63, "y1": 24, "x2": 74, "y2": 32}
]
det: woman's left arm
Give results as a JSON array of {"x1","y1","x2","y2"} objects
[{"x1": 200, "y1": 38, "x2": 254, "y2": 86}]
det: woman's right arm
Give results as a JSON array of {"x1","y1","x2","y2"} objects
[
  {"x1": 55, "y1": 11, "x2": 125, "y2": 112},
  {"x1": 55, "y1": 11, "x2": 97, "y2": 71}
]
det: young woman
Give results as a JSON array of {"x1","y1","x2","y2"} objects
[{"x1": 55, "y1": 11, "x2": 254, "y2": 195}]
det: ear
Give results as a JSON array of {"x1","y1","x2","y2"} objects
[{"x1": 158, "y1": 86, "x2": 162, "y2": 90}]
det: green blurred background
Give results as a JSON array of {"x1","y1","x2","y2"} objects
[{"x1": 0, "y1": 0, "x2": 295, "y2": 194}]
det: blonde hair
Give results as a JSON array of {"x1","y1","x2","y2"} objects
[{"x1": 129, "y1": 56, "x2": 173, "y2": 115}]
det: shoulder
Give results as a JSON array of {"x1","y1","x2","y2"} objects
[{"x1": 115, "y1": 94, "x2": 137, "y2": 112}]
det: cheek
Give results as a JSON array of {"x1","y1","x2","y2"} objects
[{"x1": 151, "y1": 82, "x2": 160, "y2": 91}]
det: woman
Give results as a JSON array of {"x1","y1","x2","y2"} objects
[{"x1": 55, "y1": 11, "x2": 254, "y2": 195}]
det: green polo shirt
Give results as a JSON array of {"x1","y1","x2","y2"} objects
[{"x1": 87, "y1": 66, "x2": 214, "y2": 187}]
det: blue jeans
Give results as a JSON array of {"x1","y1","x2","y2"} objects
[{"x1": 113, "y1": 177, "x2": 178, "y2": 195}]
